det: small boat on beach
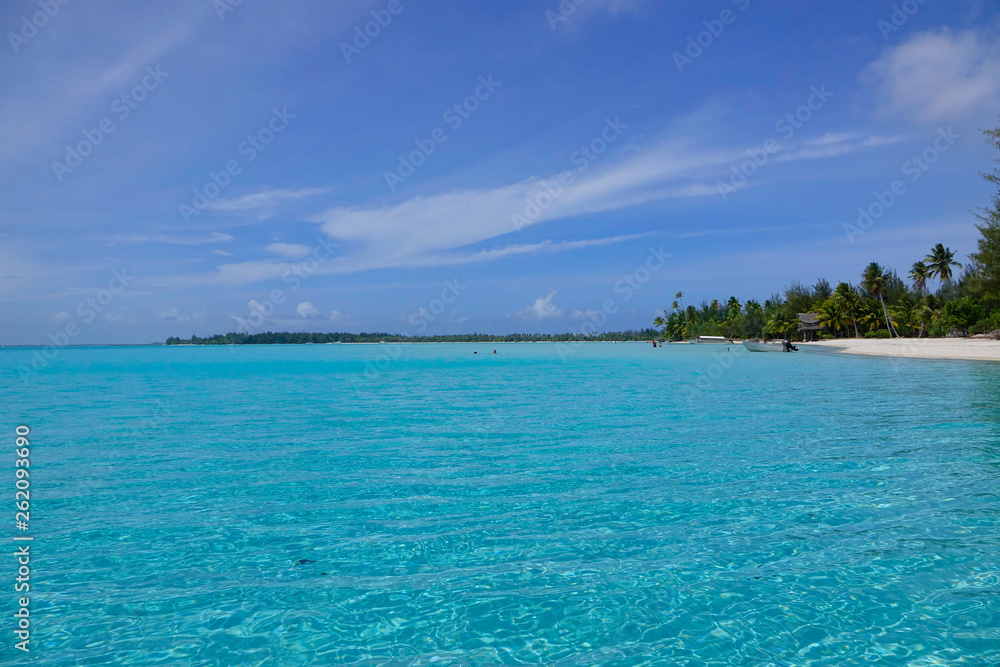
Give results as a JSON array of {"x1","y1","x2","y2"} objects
[
  {"x1": 691, "y1": 335, "x2": 735, "y2": 344},
  {"x1": 743, "y1": 339, "x2": 799, "y2": 353}
]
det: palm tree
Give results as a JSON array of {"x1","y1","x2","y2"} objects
[
  {"x1": 925, "y1": 243, "x2": 962, "y2": 286},
  {"x1": 726, "y1": 296, "x2": 741, "y2": 319},
  {"x1": 909, "y1": 261, "x2": 931, "y2": 293},
  {"x1": 858, "y1": 308, "x2": 881, "y2": 334},
  {"x1": 861, "y1": 262, "x2": 898, "y2": 337},
  {"x1": 765, "y1": 314, "x2": 798, "y2": 338},
  {"x1": 674, "y1": 291, "x2": 685, "y2": 310},
  {"x1": 910, "y1": 300, "x2": 934, "y2": 338},
  {"x1": 891, "y1": 302, "x2": 917, "y2": 337},
  {"x1": 834, "y1": 283, "x2": 862, "y2": 338},
  {"x1": 816, "y1": 300, "x2": 851, "y2": 337}
]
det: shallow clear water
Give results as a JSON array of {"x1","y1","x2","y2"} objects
[{"x1": 3, "y1": 343, "x2": 999, "y2": 665}]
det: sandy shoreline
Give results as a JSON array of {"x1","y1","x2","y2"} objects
[{"x1": 805, "y1": 338, "x2": 1000, "y2": 362}]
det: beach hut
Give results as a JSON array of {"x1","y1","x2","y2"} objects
[{"x1": 797, "y1": 313, "x2": 822, "y2": 341}]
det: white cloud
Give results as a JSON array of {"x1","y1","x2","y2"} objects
[
  {"x1": 168, "y1": 116, "x2": 903, "y2": 289},
  {"x1": 515, "y1": 291, "x2": 563, "y2": 320},
  {"x1": 309, "y1": 128, "x2": 894, "y2": 276},
  {"x1": 804, "y1": 132, "x2": 859, "y2": 147},
  {"x1": 209, "y1": 188, "x2": 330, "y2": 219},
  {"x1": 51, "y1": 311, "x2": 71, "y2": 323},
  {"x1": 158, "y1": 308, "x2": 204, "y2": 322},
  {"x1": 775, "y1": 133, "x2": 904, "y2": 163},
  {"x1": 267, "y1": 243, "x2": 313, "y2": 259},
  {"x1": 329, "y1": 310, "x2": 347, "y2": 324},
  {"x1": 863, "y1": 135, "x2": 905, "y2": 147},
  {"x1": 297, "y1": 302, "x2": 321, "y2": 318},
  {"x1": 311, "y1": 140, "x2": 724, "y2": 268},
  {"x1": 213, "y1": 249, "x2": 233, "y2": 256},
  {"x1": 418, "y1": 235, "x2": 649, "y2": 267},
  {"x1": 187, "y1": 234, "x2": 644, "y2": 288},
  {"x1": 863, "y1": 29, "x2": 1000, "y2": 124},
  {"x1": 113, "y1": 232, "x2": 234, "y2": 246}
]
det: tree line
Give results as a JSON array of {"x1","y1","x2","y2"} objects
[
  {"x1": 165, "y1": 330, "x2": 662, "y2": 346},
  {"x1": 654, "y1": 122, "x2": 1000, "y2": 341}
]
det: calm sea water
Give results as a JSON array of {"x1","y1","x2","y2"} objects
[{"x1": 2, "y1": 343, "x2": 999, "y2": 665}]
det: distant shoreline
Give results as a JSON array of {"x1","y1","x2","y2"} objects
[
  {"x1": 162, "y1": 331, "x2": 662, "y2": 346},
  {"x1": 1, "y1": 340, "x2": 657, "y2": 349}
]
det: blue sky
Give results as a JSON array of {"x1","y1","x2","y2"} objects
[{"x1": 2, "y1": 0, "x2": 999, "y2": 344}]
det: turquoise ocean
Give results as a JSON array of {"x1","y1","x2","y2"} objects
[{"x1": 3, "y1": 342, "x2": 999, "y2": 665}]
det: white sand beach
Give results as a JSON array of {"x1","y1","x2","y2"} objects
[{"x1": 806, "y1": 338, "x2": 1000, "y2": 362}]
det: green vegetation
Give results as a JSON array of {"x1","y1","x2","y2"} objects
[
  {"x1": 654, "y1": 121, "x2": 1000, "y2": 342},
  {"x1": 165, "y1": 330, "x2": 662, "y2": 346},
  {"x1": 653, "y1": 245, "x2": 996, "y2": 342}
]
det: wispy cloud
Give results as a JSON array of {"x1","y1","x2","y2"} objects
[
  {"x1": 209, "y1": 187, "x2": 330, "y2": 219},
  {"x1": 186, "y1": 233, "x2": 643, "y2": 287},
  {"x1": 266, "y1": 243, "x2": 313, "y2": 259},
  {"x1": 415, "y1": 235, "x2": 650, "y2": 268},
  {"x1": 169, "y1": 121, "x2": 903, "y2": 288},
  {"x1": 313, "y1": 140, "x2": 727, "y2": 264},
  {"x1": 0, "y1": 18, "x2": 199, "y2": 164},
  {"x1": 112, "y1": 232, "x2": 233, "y2": 246},
  {"x1": 774, "y1": 133, "x2": 903, "y2": 163}
]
